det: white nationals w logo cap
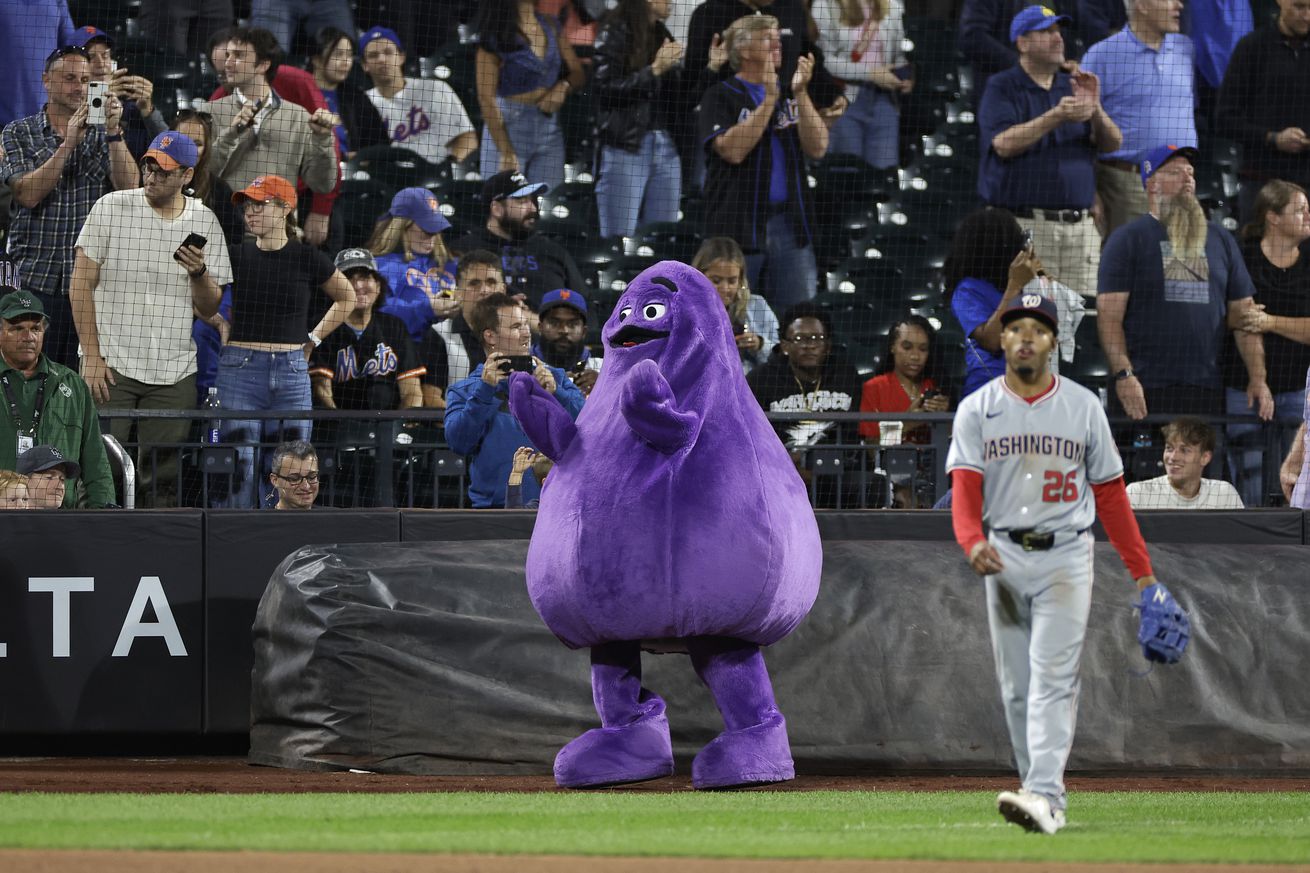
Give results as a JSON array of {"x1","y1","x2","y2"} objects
[{"x1": 1021, "y1": 293, "x2": 1043, "y2": 309}]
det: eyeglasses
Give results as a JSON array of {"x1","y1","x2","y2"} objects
[
  {"x1": 273, "y1": 471, "x2": 320, "y2": 485},
  {"x1": 140, "y1": 161, "x2": 183, "y2": 179},
  {"x1": 785, "y1": 334, "x2": 829, "y2": 346},
  {"x1": 242, "y1": 200, "x2": 282, "y2": 213},
  {"x1": 44, "y1": 45, "x2": 89, "y2": 70}
]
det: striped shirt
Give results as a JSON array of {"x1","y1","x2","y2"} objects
[{"x1": 0, "y1": 109, "x2": 111, "y2": 298}]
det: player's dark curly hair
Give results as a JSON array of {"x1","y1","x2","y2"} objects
[
  {"x1": 875, "y1": 314, "x2": 944, "y2": 386},
  {"x1": 943, "y1": 207, "x2": 1026, "y2": 301}
]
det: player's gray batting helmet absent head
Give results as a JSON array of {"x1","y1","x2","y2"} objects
[{"x1": 1000, "y1": 293, "x2": 1058, "y2": 335}]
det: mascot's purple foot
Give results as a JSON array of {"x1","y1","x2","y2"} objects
[
  {"x1": 691, "y1": 713, "x2": 795, "y2": 790},
  {"x1": 554, "y1": 712, "x2": 675, "y2": 789}
]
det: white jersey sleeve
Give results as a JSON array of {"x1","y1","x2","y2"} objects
[
  {"x1": 1084, "y1": 396, "x2": 1124, "y2": 485},
  {"x1": 946, "y1": 389, "x2": 985, "y2": 474}
]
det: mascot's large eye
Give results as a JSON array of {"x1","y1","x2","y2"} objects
[
  {"x1": 618, "y1": 306, "x2": 632, "y2": 321},
  {"x1": 642, "y1": 302, "x2": 667, "y2": 320}
]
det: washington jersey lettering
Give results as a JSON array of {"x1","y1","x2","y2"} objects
[{"x1": 947, "y1": 376, "x2": 1122, "y2": 533}]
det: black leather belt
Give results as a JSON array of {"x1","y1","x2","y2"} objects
[
  {"x1": 1007, "y1": 529, "x2": 1056, "y2": 551},
  {"x1": 1008, "y1": 206, "x2": 1088, "y2": 223}
]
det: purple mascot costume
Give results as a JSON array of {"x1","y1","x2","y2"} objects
[{"x1": 508, "y1": 261, "x2": 821, "y2": 789}]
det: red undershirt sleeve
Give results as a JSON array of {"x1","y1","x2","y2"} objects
[
  {"x1": 1092, "y1": 477, "x2": 1154, "y2": 580},
  {"x1": 951, "y1": 469, "x2": 987, "y2": 557}
]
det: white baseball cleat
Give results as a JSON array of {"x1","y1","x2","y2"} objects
[{"x1": 997, "y1": 789, "x2": 1066, "y2": 834}]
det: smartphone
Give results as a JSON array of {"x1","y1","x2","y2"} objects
[
  {"x1": 922, "y1": 389, "x2": 941, "y2": 401},
  {"x1": 173, "y1": 232, "x2": 207, "y2": 262},
  {"x1": 1021, "y1": 228, "x2": 1034, "y2": 252},
  {"x1": 500, "y1": 355, "x2": 536, "y2": 374},
  {"x1": 87, "y1": 81, "x2": 109, "y2": 126},
  {"x1": 891, "y1": 64, "x2": 914, "y2": 81},
  {"x1": 731, "y1": 320, "x2": 748, "y2": 335}
]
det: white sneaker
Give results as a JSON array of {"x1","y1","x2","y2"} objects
[{"x1": 997, "y1": 790, "x2": 1066, "y2": 834}]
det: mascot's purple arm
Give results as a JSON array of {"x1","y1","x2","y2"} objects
[{"x1": 507, "y1": 261, "x2": 822, "y2": 791}]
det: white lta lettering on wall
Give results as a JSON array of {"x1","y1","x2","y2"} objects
[
  {"x1": 113, "y1": 577, "x2": 187, "y2": 656},
  {"x1": 28, "y1": 577, "x2": 96, "y2": 657}
]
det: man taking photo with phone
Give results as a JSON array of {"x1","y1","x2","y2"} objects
[
  {"x1": 68, "y1": 130, "x2": 232, "y2": 507},
  {"x1": 445, "y1": 292, "x2": 584, "y2": 508}
]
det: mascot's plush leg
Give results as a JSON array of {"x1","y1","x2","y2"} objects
[
  {"x1": 553, "y1": 640, "x2": 675, "y2": 788},
  {"x1": 687, "y1": 636, "x2": 795, "y2": 790}
]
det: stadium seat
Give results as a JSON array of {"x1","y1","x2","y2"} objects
[
  {"x1": 540, "y1": 181, "x2": 598, "y2": 229},
  {"x1": 825, "y1": 256, "x2": 907, "y2": 298},
  {"x1": 534, "y1": 215, "x2": 592, "y2": 252},
  {"x1": 624, "y1": 221, "x2": 703, "y2": 263},
  {"x1": 595, "y1": 254, "x2": 656, "y2": 297},
  {"x1": 345, "y1": 146, "x2": 444, "y2": 192},
  {"x1": 434, "y1": 178, "x2": 486, "y2": 239},
  {"x1": 1069, "y1": 314, "x2": 1109, "y2": 389},
  {"x1": 423, "y1": 41, "x2": 480, "y2": 127},
  {"x1": 336, "y1": 178, "x2": 392, "y2": 248}
]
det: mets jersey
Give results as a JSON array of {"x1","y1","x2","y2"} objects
[{"x1": 946, "y1": 376, "x2": 1123, "y2": 533}]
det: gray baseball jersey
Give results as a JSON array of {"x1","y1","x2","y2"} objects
[{"x1": 947, "y1": 375, "x2": 1123, "y2": 532}]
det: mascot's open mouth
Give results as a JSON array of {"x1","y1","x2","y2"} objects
[{"x1": 608, "y1": 325, "x2": 670, "y2": 348}]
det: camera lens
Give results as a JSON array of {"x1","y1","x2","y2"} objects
[{"x1": 91, "y1": 97, "x2": 103, "y2": 108}]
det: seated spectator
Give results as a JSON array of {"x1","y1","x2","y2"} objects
[
  {"x1": 1, "y1": 44, "x2": 139, "y2": 368},
  {"x1": 73, "y1": 25, "x2": 168, "y2": 161},
  {"x1": 692, "y1": 236, "x2": 779, "y2": 375},
  {"x1": 451, "y1": 171, "x2": 587, "y2": 309},
  {"x1": 204, "y1": 27, "x2": 339, "y2": 246},
  {"x1": 173, "y1": 109, "x2": 245, "y2": 246},
  {"x1": 70, "y1": 131, "x2": 231, "y2": 508},
  {"x1": 418, "y1": 250, "x2": 504, "y2": 409},
  {"x1": 1284, "y1": 419, "x2": 1309, "y2": 508},
  {"x1": 945, "y1": 206, "x2": 1044, "y2": 398},
  {"x1": 268, "y1": 439, "x2": 321, "y2": 510},
  {"x1": 747, "y1": 302, "x2": 863, "y2": 451},
  {"x1": 367, "y1": 187, "x2": 460, "y2": 344},
  {"x1": 1126, "y1": 416, "x2": 1243, "y2": 508},
  {"x1": 0, "y1": 287, "x2": 115, "y2": 508},
  {"x1": 591, "y1": 0, "x2": 685, "y2": 239},
  {"x1": 219, "y1": 175, "x2": 355, "y2": 508},
  {"x1": 1098, "y1": 145, "x2": 1270, "y2": 424},
  {"x1": 474, "y1": 0, "x2": 586, "y2": 189},
  {"x1": 207, "y1": 25, "x2": 342, "y2": 248},
  {"x1": 858, "y1": 315, "x2": 952, "y2": 444},
  {"x1": 16, "y1": 445, "x2": 86, "y2": 509},
  {"x1": 310, "y1": 248, "x2": 426, "y2": 412},
  {"x1": 358, "y1": 26, "x2": 477, "y2": 166},
  {"x1": 1225, "y1": 180, "x2": 1310, "y2": 506},
  {"x1": 532, "y1": 289, "x2": 601, "y2": 395},
  {"x1": 444, "y1": 292, "x2": 585, "y2": 508},
  {"x1": 309, "y1": 27, "x2": 390, "y2": 161},
  {"x1": 505, "y1": 445, "x2": 553, "y2": 509},
  {"x1": 699, "y1": 15, "x2": 828, "y2": 309},
  {"x1": 813, "y1": 0, "x2": 911, "y2": 170},
  {"x1": 0, "y1": 470, "x2": 30, "y2": 509}
]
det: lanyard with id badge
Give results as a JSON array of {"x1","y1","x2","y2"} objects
[{"x1": 1, "y1": 371, "x2": 47, "y2": 456}]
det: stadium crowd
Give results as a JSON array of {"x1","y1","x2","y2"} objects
[{"x1": 0, "y1": 0, "x2": 1308, "y2": 510}]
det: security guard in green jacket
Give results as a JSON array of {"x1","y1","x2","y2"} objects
[{"x1": 0, "y1": 288, "x2": 115, "y2": 508}]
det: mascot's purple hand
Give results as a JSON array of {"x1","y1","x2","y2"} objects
[
  {"x1": 620, "y1": 358, "x2": 703, "y2": 454},
  {"x1": 509, "y1": 371, "x2": 579, "y2": 461}
]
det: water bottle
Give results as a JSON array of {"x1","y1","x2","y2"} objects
[
  {"x1": 1132, "y1": 426, "x2": 1153, "y2": 448},
  {"x1": 203, "y1": 387, "x2": 221, "y2": 445}
]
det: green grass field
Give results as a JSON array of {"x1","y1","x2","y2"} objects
[{"x1": 0, "y1": 791, "x2": 1307, "y2": 863}]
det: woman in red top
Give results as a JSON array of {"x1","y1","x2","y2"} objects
[{"x1": 859, "y1": 315, "x2": 951, "y2": 444}]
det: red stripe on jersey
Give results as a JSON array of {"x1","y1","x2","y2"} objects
[
  {"x1": 1001, "y1": 374, "x2": 1060, "y2": 406},
  {"x1": 1091, "y1": 477, "x2": 1154, "y2": 580},
  {"x1": 951, "y1": 468, "x2": 987, "y2": 557}
]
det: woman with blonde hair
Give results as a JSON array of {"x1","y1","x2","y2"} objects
[
  {"x1": 692, "y1": 237, "x2": 779, "y2": 374},
  {"x1": 812, "y1": 0, "x2": 910, "y2": 169},
  {"x1": 367, "y1": 187, "x2": 461, "y2": 344}
]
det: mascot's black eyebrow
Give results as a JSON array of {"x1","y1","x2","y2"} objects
[{"x1": 651, "y1": 277, "x2": 678, "y2": 294}]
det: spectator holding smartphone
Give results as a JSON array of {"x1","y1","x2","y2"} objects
[
  {"x1": 69, "y1": 131, "x2": 231, "y2": 507},
  {"x1": 858, "y1": 314, "x2": 951, "y2": 445},
  {"x1": 692, "y1": 236, "x2": 779, "y2": 374},
  {"x1": 218, "y1": 174, "x2": 355, "y2": 508},
  {"x1": 74, "y1": 26, "x2": 168, "y2": 162},
  {"x1": 531, "y1": 289, "x2": 601, "y2": 395},
  {"x1": 367, "y1": 187, "x2": 460, "y2": 345},
  {"x1": 444, "y1": 292, "x2": 583, "y2": 508},
  {"x1": 505, "y1": 445, "x2": 553, "y2": 508}
]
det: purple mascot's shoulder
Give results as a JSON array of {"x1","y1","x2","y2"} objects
[{"x1": 509, "y1": 261, "x2": 822, "y2": 790}]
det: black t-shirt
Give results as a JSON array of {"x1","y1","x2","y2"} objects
[
  {"x1": 309, "y1": 312, "x2": 424, "y2": 410},
  {"x1": 1225, "y1": 238, "x2": 1310, "y2": 394},
  {"x1": 697, "y1": 77, "x2": 816, "y2": 253},
  {"x1": 746, "y1": 353, "x2": 864, "y2": 448},
  {"x1": 418, "y1": 316, "x2": 485, "y2": 390},
  {"x1": 229, "y1": 240, "x2": 336, "y2": 345},
  {"x1": 450, "y1": 227, "x2": 587, "y2": 309}
]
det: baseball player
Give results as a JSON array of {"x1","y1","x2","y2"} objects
[{"x1": 946, "y1": 293, "x2": 1187, "y2": 834}]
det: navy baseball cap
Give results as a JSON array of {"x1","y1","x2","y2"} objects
[
  {"x1": 16, "y1": 445, "x2": 81, "y2": 479},
  {"x1": 483, "y1": 170, "x2": 549, "y2": 203},
  {"x1": 387, "y1": 187, "x2": 451, "y2": 234},
  {"x1": 72, "y1": 25, "x2": 113, "y2": 48},
  {"x1": 1140, "y1": 144, "x2": 1199, "y2": 188},
  {"x1": 1000, "y1": 293, "x2": 1059, "y2": 335},
  {"x1": 1010, "y1": 5, "x2": 1070, "y2": 41},
  {"x1": 359, "y1": 26, "x2": 403, "y2": 55},
  {"x1": 144, "y1": 131, "x2": 198, "y2": 171},
  {"x1": 540, "y1": 288, "x2": 587, "y2": 317}
]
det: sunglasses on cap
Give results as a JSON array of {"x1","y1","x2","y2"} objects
[{"x1": 44, "y1": 45, "x2": 89, "y2": 70}]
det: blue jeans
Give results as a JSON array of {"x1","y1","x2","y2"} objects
[
  {"x1": 595, "y1": 130, "x2": 681, "y2": 238},
  {"x1": 828, "y1": 85, "x2": 900, "y2": 170},
  {"x1": 744, "y1": 212, "x2": 818, "y2": 311},
  {"x1": 1224, "y1": 386, "x2": 1304, "y2": 507},
  {"x1": 480, "y1": 98, "x2": 565, "y2": 192},
  {"x1": 249, "y1": 0, "x2": 353, "y2": 56},
  {"x1": 215, "y1": 347, "x2": 313, "y2": 509}
]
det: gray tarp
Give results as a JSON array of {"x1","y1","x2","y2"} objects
[{"x1": 250, "y1": 540, "x2": 1310, "y2": 774}]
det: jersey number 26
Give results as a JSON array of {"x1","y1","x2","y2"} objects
[{"x1": 1042, "y1": 470, "x2": 1078, "y2": 503}]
